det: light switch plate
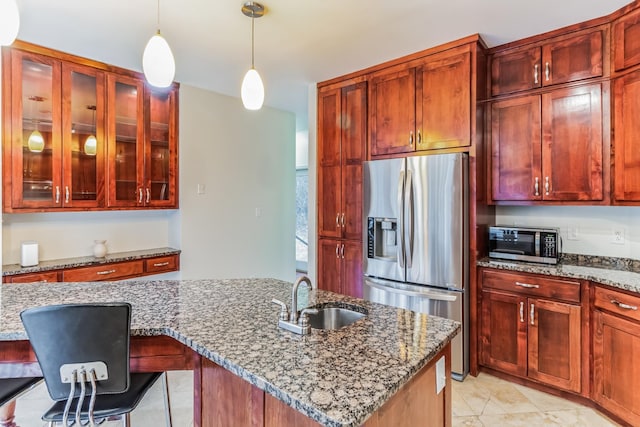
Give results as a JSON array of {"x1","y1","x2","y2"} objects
[{"x1": 436, "y1": 356, "x2": 446, "y2": 394}]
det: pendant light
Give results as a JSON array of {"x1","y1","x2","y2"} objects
[
  {"x1": 241, "y1": 2, "x2": 265, "y2": 111},
  {"x1": 27, "y1": 96, "x2": 45, "y2": 153},
  {"x1": 84, "y1": 105, "x2": 97, "y2": 156},
  {"x1": 0, "y1": 0, "x2": 20, "y2": 46},
  {"x1": 142, "y1": 0, "x2": 175, "y2": 88}
]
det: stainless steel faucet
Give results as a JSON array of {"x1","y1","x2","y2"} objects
[
  {"x1": 290, "y1": 275, "x2": 313, "y2": 323},
  {"x1": 272, "y1": 275, "x2": 317, "y2": 335}
]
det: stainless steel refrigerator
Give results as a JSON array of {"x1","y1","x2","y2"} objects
[{"x1": 363, "y1": 153, "x2": 468, "y2": 379}]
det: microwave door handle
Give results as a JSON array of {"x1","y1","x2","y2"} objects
[
  {"x1": 405, "y1": 169, "x2": 413, "y2": 269},
  {"x1": 365, "y1": 280, "x2": 457, "y2": 302},
  {"x1": 397, "y1": 170, "x2": 405, "y2": 268}
]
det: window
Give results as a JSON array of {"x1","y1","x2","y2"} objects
[{"x1": 295, "y1": 169, "x2": 309, "y2": 272}]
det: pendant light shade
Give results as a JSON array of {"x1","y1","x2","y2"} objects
[
  {"x1": 143, "y1": 31, "x2": 175, "y2": 88},
  {"x1": 84, "y1": 135, "x2": 97, "y2": 156},
  {"x1": 0, "y1": 0, "x2": 20, "y2": 46},
  {"x1": 241, "y1": 2, "x2": 265, "y2": 110},
  {"x1": 27, "y1": 130, "x2": 45, "y2": 153},
  {"x1": 142, "y1": 0, "x2": 175, "y2": 88},
  {"x1": 241, "y1": 68, "x2": 264, "y2": 111}
]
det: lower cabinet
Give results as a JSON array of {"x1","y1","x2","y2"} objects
[
  {"x1": 479, "y1": 268, "x2": 582, "y2": 393},
  {"x1": 317, "y1": 238, "x2": 362, "y2": 298},
  {"x1": 592, "y1": 285, "x2": 640, "y2": 426}
]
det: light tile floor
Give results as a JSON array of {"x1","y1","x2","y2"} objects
[
  {"x1": 453, "y1": 372, "x2": 621, "y2": 427},
  {"x1": 9, "y1": 370, "x2": 622, "y2": 426}
]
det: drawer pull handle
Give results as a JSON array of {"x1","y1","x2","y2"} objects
[
  {"x1": 530, "y1": 303, "x2": 535, "y2": 325},
  {"x1": 611, "y1": 300, "x2": 638, "y2": 311},
  {"x1": 534, "y1": 177, "x2": 539, "y2": 196},
  {"x1": 519, "y1": 301, "x2": 524, "y2": 323},
  {"x1": 96, "y1": 269, "x2": 117, "y2": 276},
  {"x1": 515, "y1": 281, "x2": 540, "y2": 289},
  {"x1": 153, "y1": 262, "x2": 170, "y2": 267},
  {"x1": 534, "y1": 64, "x2": 539, "y2": 84}
]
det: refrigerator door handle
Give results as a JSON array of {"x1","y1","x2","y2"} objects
[
  {"x1": 365, "y1": 280, "x2": 458, "y2": 302},
  {"x1": 405, "y1": 169, "x2": 414, "y2": 269},
  {"x1": 397, "y1": 170, "x2": 406, "y2": 268}
]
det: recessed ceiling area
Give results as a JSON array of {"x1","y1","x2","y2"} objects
[{"x1": 14, "y1": 0, "x2": 632, "y2": 126}]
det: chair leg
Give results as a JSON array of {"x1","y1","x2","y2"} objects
[{"x1": 161, "y1": 372, "x2": 173, "y2": 427}]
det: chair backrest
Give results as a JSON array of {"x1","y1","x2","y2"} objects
[{"x1": 20, "y1": 303, "x2": 131, "y2": 401}]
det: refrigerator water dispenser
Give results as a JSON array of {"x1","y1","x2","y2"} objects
[{"x1": 367, "y1": 217, "x2": 397, "y2": 260}]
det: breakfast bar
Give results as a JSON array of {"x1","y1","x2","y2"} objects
[{"x1": 0, "y1": 278, "x2": 459, "y2": 426}]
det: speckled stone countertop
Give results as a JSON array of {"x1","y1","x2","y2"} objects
[
  {"x1": 478, "y1": 254, "x2": 640, "y2": 294},
  {"x1": 2, "y1": 247, "x2": 181, "y2": 277},
  {"x1": 0, "y1": 278, "x2": 459, "y2": 427}
]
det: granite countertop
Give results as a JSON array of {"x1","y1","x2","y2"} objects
[
  {"x1": 2, "y1": 247, "x2": 181, "y2": 277},
  {"x1": 0, "y1": 278, "x2": 459, "y2": 427},
  {"x1": 478, "y1": 254, "x2": 640, "y2": 294}
]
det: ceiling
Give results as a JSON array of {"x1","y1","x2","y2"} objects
[{"x1": 14, "y1": 0, "x2": 633, "y2": 127}]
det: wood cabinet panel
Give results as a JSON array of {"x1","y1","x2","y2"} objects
[
  {"x1": 5, "y1": 271, "x2": 59, "y2": 284},
  {"x1": 541, "y1": 30, "x2": 603, "y2": 86},
  {"x1": 480, "y1": 290, "x2": 527, "y2": 377},
  {"x1": 265, "y1": 393, "x2": 320, "y2": 427},
  {"x1": 369, "y1": 66, "x2": 416, "y2": 156},
  {"x1": 490, "y1": 95, "x2": 542, "y2": 201},
  {"x1": 317, "y1": 238, "x2": 342, "y2": 294},
  {"x1": 541, "y1": 84, "x2": 604, "y2": 201},
  {"x1": 613, "y1": 69, "x2": 640, "y2": 202},
  {"x1": 62, "y1": 260, "x2": 144, "y2": 281},
  {"x1": 593, "y1": 286, "x2": 640, "y2": 323},
  {"x1": 317, "y1": 239, "x2": 361, "y2": 298},
  {"x1": 613, "y1": 7, "x2": 640, "y2": 71},
  {"x1": 481, "y1": 268, "x2": 580, "y2": 303},
  {"x1": 416, "y1": 48, "x2": 471, "y2": 150},
  {"x1": 491, "y1": 47, "x2": 541, "y2": 96},
  {"x1": 593, "y1": 309, "x2": 640, "y2": 426},
  {"x1": 528, "y1": 299, "x2": 581, "y2": 392},
  {"x1": 341, "y1": 240, "x2": 363, "y2": 299}
]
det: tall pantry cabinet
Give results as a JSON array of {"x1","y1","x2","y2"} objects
[{"x1": 317, "y1": 81, "x2": 366, "y2": 298}]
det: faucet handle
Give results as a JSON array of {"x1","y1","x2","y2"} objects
[
  {"x1": 272, "y1": 299, "x2": 289, "y2": 321},
  {"x1": 299, "y1": 308, "x2": 319, "y2": 327}
]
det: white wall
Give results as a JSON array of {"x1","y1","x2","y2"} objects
[
  {"x1": 497, "y1": 206, "x2": 640, "y2": 260},
  {"x1": 177, "y1": 84, "x2": 296, "y2": 281}
]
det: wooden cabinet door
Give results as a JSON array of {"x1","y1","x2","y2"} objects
[
  {"x1": 528, "y1": 298, "x2": 581, "y2": 393},
  {"x1": 541, "y1": 84, "x2": 603, "y2": 201},
  {"x1": 613, "y1": 70, "x2": 640, "y2": 202},
  {"x1": 542, "y1": 30, "x2": 603, "y2": 86},
  {"x1": 9, "y1": 50, "x2": 63, "y2": 209},
  {"x1": 61, "y1": 62, "x2": 106, "y2": 209},
  {"x1": 416, "y1": 47, "x2": 471, "y2": 150},
  {"x1": 480, "y1": 290, "x2": 527, "y2": 377},
  {"x1": 317, "y1": 88, "x2": 342, "y2": 238},
  {"x1": 369, "y1": 66, "x2": 416, "y2": 156},
  {"x1": 593, "y1": 310, "x2": 640, "y2": 426},
  {"x1": 107, "y1": 74, "x2": 145, "y2": 208},
  {"x1": 490, "y1": 95, "x2": 542, "y2": 201},
  {"x1": 341, "y1": 82, "x2": 366, "y2": 241},
  {"x1": 613, "y1": 7, "x2": 640, "y2": 71},
  {"x1": 491, "y1": 46, "x2": 541, "y2": 96},
  {"x1": 317, "y1": 238, "x2": 342, "y2": 294},
  {"x1": 341, "y1": 240, "x2": 363, "y2": 298},
  {"x1": 145, "y1": 86, "x2": 178, "y2": 207}
]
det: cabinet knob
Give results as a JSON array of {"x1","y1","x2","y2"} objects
[
  {"x1": 55, "y1": 186, "x2": 61, "y2": 204},
  {"x1": 65, "y1": 186, "x2": 70, "y2": 204},
  {"x1": 534, "y1": 177, "x2": 539, "y2": 196},
  {"x1": 534, "y1": 64, "x2": 539, "y2": 85},
  {"x1": 530, "y1": 303, "x2": 535, "y2": 325},
  {"x1": 545, "y1": 62, "x2": 550, "y2": 81},
  {"x1": 417, "y1": 130, "x2": 422, "y2": 145},
  {"x1": 146, "y1": 188, "x2": 151, "y2": 204},
  {"x1": 545, "y1": 176, "x2": 550, "y2": 196},
  {"x1": 519, "y1": 301, "x2": 524, "y2": 323},
  {"x1": 335, "y1": 213, "x2": 340, "y2": 228},
  {"x1": 138, "y1": 188, "x2": 144, "y2": 203},
  {"x1": 409, "y1": 131, "x2": 414, "y2": 146}
]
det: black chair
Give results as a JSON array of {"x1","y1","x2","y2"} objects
[
  {"x1": 20, "y1": 303, "x2": 171, "y2": 427},
  {"x1": 0, "y1": 376, "x2": 41, "y2": 407}
]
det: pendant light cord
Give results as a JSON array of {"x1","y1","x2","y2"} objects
[
  {"x1": 251, "y1": 15, "x2": 255, "y2": 69},
  {"x1": 157, "y1": 0, "x2": 161, "y2": 31}
]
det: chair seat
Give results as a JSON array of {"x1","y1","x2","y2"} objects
[
  {"x1": 0, "y1": 377, "x2": 41, "y2": 407},
  {"x1": 42, "y1": 372, "x2": 161, "y2": 422}
]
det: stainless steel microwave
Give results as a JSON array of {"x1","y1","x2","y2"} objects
[{"x1": 489, "y1": 226, "x2": 561, "y2": 265}]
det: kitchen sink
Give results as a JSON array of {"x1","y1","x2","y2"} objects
[{"x1": 306, "y1": 306, "x2": 366, "y2": 330}]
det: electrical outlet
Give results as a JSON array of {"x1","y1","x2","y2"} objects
[
  {"x1": 612, "y1": 228, "x2": 625, "y2": 245},
  {"x1": 567, "y1": 226, "x2": 579, "y2": 241}
]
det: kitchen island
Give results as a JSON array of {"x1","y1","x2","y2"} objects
[{"x1": 0, "y1": 278, "x2": 459, "y2": 426}]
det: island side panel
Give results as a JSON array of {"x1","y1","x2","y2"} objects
[{"x1": 363, "y1": 344, "x2": 452, "y2": 427}]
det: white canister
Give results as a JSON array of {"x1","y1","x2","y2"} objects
[
  {"x1": 20, "y1": 241, "x2": 39, "y2": 267},
  {"x1": 93, "y1": 240, "x2": 107, "y2": 258}
]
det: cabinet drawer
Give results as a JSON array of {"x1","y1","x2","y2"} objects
[
  {"x1": 594, "y1": 286, "x2": 640, "y2": 323},
  {"x1": 62, "y1": 261, "x2": 144, "y2": 282},
  {"x1": 145, "y1": 255, "x2": 178, "y2": 274},
  {"x1": 7, "y1": 271, "x2": 59, "y2": 283},
  {"x1": 481, "y1": 269, "x2": 581, "y2": 302}
]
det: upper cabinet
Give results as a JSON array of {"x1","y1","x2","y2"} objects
[
  {"x1": 369, "y1": 44, "x2": 472, "y2": 156},
  {"x1": 613, "y1": 7, "x2": 640, "y2": 72},
  {"x1": 491, "y1": 28, "x2": 604, "y2": 97},
  {"x1": 2, "y1": 42, "x2": 179, "y2": 213}
]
